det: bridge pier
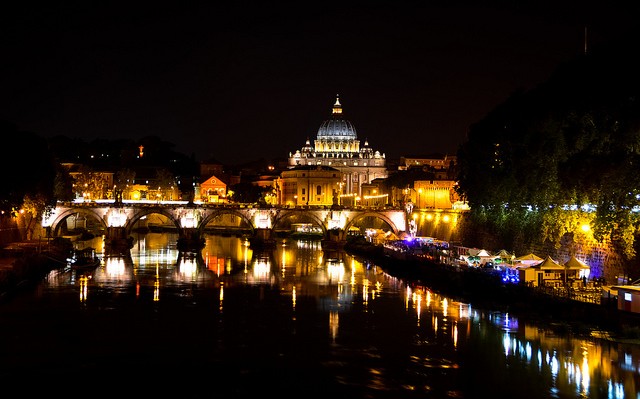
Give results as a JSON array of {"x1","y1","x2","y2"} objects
[
  {"x1": 177, "y1": 228, "x2": 205, "y2": 253},
  {"x1": 105, "y1": 227, "x2": 134, "y2": 255},
  {"x1": 249, "y1": 228, "x2": 276, "y2": 249},
  {"x1": 321, "y1": 228, "x2": 347, "y2": 251}
]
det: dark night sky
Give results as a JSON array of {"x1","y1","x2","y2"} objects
[{"x1": 1, "y1": 2, "x2": 638, "y2": 165}]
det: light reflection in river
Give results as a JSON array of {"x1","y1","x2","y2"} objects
[{"x1": 7, "y1": 233, "x2": 640, "y2": 398}]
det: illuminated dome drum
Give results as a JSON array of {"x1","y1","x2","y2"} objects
[{"x1": 316, "y1": 103, "x2": 357, "y2": 140}]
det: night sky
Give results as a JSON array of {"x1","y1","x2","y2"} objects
[{"x1": 1, "y1": 2, "x2": 637, "y2": 165}]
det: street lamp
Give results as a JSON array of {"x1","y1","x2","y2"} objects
[{"x1": 418, "y1": 188, "x2": 422, "y2": 209}]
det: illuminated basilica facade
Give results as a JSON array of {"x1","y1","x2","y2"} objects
[{"x1": 287, "y1": 96, "x2": 387, "y2": 201}]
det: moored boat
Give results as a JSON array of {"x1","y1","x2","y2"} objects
[{"x1": 67, "y1": 247, "x2": 101, "y2": 272}]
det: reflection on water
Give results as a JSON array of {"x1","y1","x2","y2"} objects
[{"x1": 6, "y1": 233, "x2": 640, "y2": 397}]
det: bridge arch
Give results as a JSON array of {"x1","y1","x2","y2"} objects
[
  {"x1": 271, "y1": 210, "x2": 328, "y2": 234},
  {"x1": 49, "y1": 207, "x2": 109, "y2": 237},
  {"x1": 124, "y1": 207, "x2": 181, "y2": 235},
  {"x1": 344, "y1": 212, "x2": 401, "y2": 236},
  {"x1": 199, "y1": 209, "x2": 255, "y2": 235}
]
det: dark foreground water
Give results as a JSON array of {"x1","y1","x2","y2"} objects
[{"x1": 0, "y1": 234, "x2": 639, "y2": 399}]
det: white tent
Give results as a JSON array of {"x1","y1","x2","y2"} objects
[
  {"x1": 494, "y1": 249, "x2": 515, "y2": 265},
  {"x1": 518, "y1": 256, "x2": 564, "y2": 287},
  {"x1": 563, "y1": 256, "x2": 591, "y2": 280},
  {"x1": 514, "y1": 253, "x2": 543, "y2": 267},
  {"x1": 536, "y1": 256, "x2": 564, "y2": 271},
  {"x1": 476, "y1": 249, "x2": 491, "y2": 257}
]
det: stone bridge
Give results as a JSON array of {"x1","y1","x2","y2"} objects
[{"x1": 44, "y1": 200, "x2": 409, "y2": 254}]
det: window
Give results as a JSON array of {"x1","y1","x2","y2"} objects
[{"x1": 317, "y1": 185, "x2": 322, "y2": 195}]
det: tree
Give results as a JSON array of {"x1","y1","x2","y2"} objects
[
  {"x1": 456, "y1": 30, "x2": 640, "y2": 264},
  {"x1": 228, "y1": 182, "x2": 269, "y2": 204},
  {"x1": 0, "y1": 122, "x2": 56, "y2": 217},
  {"x1": 20, "y1": 194, "x2": 48, "y2": 240},
  {"x1": 154, "y1": 168, "x2": 178, "y2": 200}
]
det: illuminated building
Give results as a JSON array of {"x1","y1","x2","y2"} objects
[
  {"x1": 195, "y1": 174, "x2": 227, "y2": 203},
  {"x1": 276, "y1": 165, "x2": 342, "y2": 207},
  {"x1": 287, "y1": 95, "x2": 387, "y2": 200}
]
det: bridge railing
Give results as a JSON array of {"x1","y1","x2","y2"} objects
[{"x1": 56, "y1": 200, "x2": 408, "y2": 212}]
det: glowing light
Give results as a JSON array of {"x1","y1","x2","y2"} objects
[
  {"x1": 153, "y1": 279, "x2": 160, "y2": 301},
  {"x1": 105, "y1": 257, "x2": 126, "y2": 277},
  {"x1": 41, "y1": 208, "x2": 59, "y2": 227},
  {"x1": 327, "y1": 260, "x2": 345, "y2": 282},
  {"x1": 253, "y1": 257, "x2": 271, "y2": 281},
  {"x1": 107, "y1": 209, "x2": 127, "y2": 227},
  {"x1": 79, "y1": 275, "x2": 88, "y2": 302},
  {"x1": 178, "y1": 257, "x2": 198, "y2": 280},
  {"x1": 292, "y1": 285, "x2": 297, "y2": 309},
  {"x1": 453, "y1": 321, "x2": 458, "y2": 347},
  {"x1": 219, "y1": 282, "x2": 224, "y2": 311},
  {"x1": 329, "y1": 311, "x2": 339, "y2": 341}
]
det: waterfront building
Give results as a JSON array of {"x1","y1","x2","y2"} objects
[
  {"x1": 276, "y1": 165, "x2": 342, "y2": 207},
  {"x1": 287, "y1": 96, "x2": 387, "y2": 201}
]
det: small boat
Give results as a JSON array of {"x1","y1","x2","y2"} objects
[{"x1": 68, "y1": 247, "x2": 101, "y2": 272}]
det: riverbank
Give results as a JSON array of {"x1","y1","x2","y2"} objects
[
  {"x1": 343, "y1": 240, "x2": 640, "y2": 342},
  {"x1": 0, "y1": 241, "x2": 68, "y2": 301}
]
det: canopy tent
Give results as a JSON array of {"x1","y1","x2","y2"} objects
[
  {"x1": 518, "y1": 255, "x2": 565, "y2": 287},
  {"x1": 535, "y1": 256, "x2": 564, "y2": 271},
  {"x1": 514, "y1": 253, "x2": 543, "y2": 267},
  {"x1": 461, "y1": 248, "x2": 496, "y2": 266},
  {"x1": 564, "y1": 255, "x2": 591, "y2": 279},
  {"x1": 515, "y1": 253, "x2": 543, "y2": 261},
  {"x1": 468, "y1": 248, "x2": 491, "y2": 257},
  {"x1": 496, "y1": 249, "x2": 513, "y2": 258},
  {"x1": 495, "y1": 249, "x2": 514, "y2": 265}
]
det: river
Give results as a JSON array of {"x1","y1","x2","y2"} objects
[{"x1": 0, "y1": 233, "x2": 638, "y2": 398}]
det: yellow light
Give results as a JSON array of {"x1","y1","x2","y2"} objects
[{"x1": 581, "y1": 224, "x2": 590, "y2": 232}]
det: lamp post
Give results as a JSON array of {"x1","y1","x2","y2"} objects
[{"x1": 418, "y1": 188, "x2": 422, "y2": 209}]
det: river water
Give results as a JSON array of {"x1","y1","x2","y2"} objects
[{"x1": 0, "y1": 233, "x2": 639, "y2": 398}]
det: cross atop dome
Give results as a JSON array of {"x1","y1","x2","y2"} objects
[{"x1": 332, "y1": 94, "x2": 342, "y2": 116}]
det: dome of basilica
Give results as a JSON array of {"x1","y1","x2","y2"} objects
[{"x1": 316, "y1": 96, "x2": 357, "y2": 140}]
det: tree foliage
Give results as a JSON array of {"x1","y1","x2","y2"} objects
[
  {"x1": 456, "y1": 31, "x2": 640, "y2": 261},
  {"x1": 0, "y1": 122, "x2": 56, "y2": 215}
]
